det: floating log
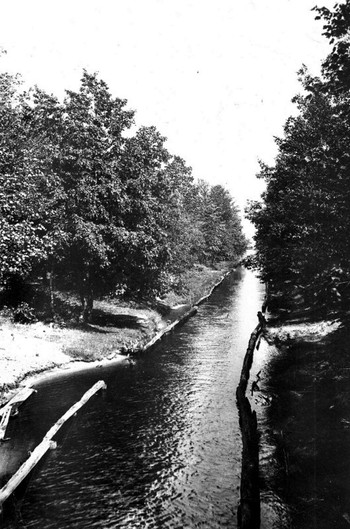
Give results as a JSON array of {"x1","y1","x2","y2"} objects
[
  {"x1": 239, "y1": 325, "x2": 261, "y2": 394},
  {"x1": 142, "y1": 307, "x2": 198, "y2": 354},
  {"x1": 143, "y1": 327, "x2": 172, "y2": 353},
  {"x1": 141, "y1": 271, "x2": 230, "y2": 355},
  {"x1": 196, "y1": 271, "x2": 231, "y2": 306},
  {"x1": 237, "y1": 387, "x2": 260, "y2": 529},
  {"x1": 0, "y1": 380, "x2": 106, "y2": 509},
  {"x1": 237, "y1": 323, "x2": 262, "y2": 529},
  {"x1": 0, "y1": 387, "x2": 36, "y2": 441},
  {"x1": 0, "y1": 406, "x2": 12, "y2": 441},
  {"x1": 6, "y1": 387, "x2": 36, "y2": 411}
]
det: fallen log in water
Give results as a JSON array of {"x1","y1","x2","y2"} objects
[
  {"x1": 0, "y1": 387, "x2": 36, "y2": 441},
  {"x1": 142, "y1": 307, "x2": 198, "y2": 353},
  {"x1": 0, "y1": 380, "x2": 106, "y2": 511},
  {"x1": 236, "y1": 323, "x2": 262, "y2": 529},
  {"x1": 142, "y1": 272, "x2": 231, "y2": 355},
  {"x1": 0, "y1": 406, "x2": 12, "y2": 442},
  {"x1": 236, "y1": 388, "x2": 260, "y2": 528},
  {"x1": 196, "y1": 271, "x2": 231, "y2": 306},
  {"x1": 239, "y1": 325, "x2": 261, "y2": 394}
]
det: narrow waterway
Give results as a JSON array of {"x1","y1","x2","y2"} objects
[{"x1": 2, "y1": 268, "x2": 265, "y2": 528}]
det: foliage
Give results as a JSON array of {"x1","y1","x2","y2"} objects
[
  {"x1": 13, "y1": 302, "x2": 37, "y2": 324},
  {"x1": 0, "y1": 66, "x2": 247, "y2": 321},
  {"x1": 247, "y1": 2, "x2": 350, "y2": 311},
  {"x1": 313, "y1": 2, "x2": 350, "y2": 92}
]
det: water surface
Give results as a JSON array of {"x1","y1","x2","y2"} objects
[{"x1": 2, "y1": 268, "x2": 264, "y2": 528}]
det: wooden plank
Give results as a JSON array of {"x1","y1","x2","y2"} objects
[
  {"x1": 8, "y1": 387, "x2": 35, "y2": 408},
  {"x1": 0, "y1": 380, "x2": 106, "y2": 507},
  {"x1": 0, "y1": 387, "x2": 35, "y2": 418},
  {"x1": 142, "y1": 307, "x2": 198, "y2": 354},
  {"x1": 236, "y1": 324, "x2": 262, "y2": 528},
  {"x1": 0, "y1": 387, "x2": 36, "y2": 441},
  {"x1": 0, "y1": 439, "x2": 53, "y2": 506},
  {"x1": 44, "y1": 380, "x2": 106, "y2": 441},
  {"x1": 196, "y1": 271, "x2": 230, "y2": 306},
  {"x1": 0, "y1": 406, "x2": 12, "y2": 441}
]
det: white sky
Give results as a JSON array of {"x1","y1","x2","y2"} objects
[{"x1": 0, "y1": 0, "x2": 337, "y2": 236}]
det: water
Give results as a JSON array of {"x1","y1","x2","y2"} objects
[{"x1": 1, "y1": 268, "x2": 265, "y2": 528}]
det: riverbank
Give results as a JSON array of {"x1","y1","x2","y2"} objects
[
  {"x1": 0, "y1": 264, "x2": 230, "y2": 406},
  {"x1": 257, "y1": 314, "x2": 350, "y2": 529}
]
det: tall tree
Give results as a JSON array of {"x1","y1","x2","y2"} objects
[
  {"x1": 0, "y1": 64, "x2": 248, "y2": 317},
  {"x1": 0, "y1": 73, "x2": 61, "y2": 297},
  {"x1": 53, "y1": 71, "x2": 134, "y2": 319},
  {"x1": 247, "y1": 47, "x2": 350, "y2": 309},
  {"x1": 314, "y1": 1, "x2": 350, "y2": 93}
]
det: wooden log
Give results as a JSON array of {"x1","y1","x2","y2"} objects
[
  {"x1": 43, "y1": 380, "x2": 106, "y2": 441},
  {"x1": 236, "y1": 324, "x2": 262, "y2": 528},
  {"x1": 0, "y1": 380, "x2": 106, "y2": 508},
  {"x1": 2, "y1": 387, "x2": 36, "y2": 414},
  {"x1": 0, "y1": 438, "x2": 53, "y2": 508},
  {"x1": 179, "y1": 306, "x2": 198, "y2": 324},
  {"x1": 143, "y1": 328, "x2": 170, "y2": 352},
  {"x1": 237, "y1": 388, "x2": 260, "y2": 529},
  {"x1": 238, "y1": 325, "x2": 261, "y2": 394},
  {"x1": 142, "y1": 271, "x2": 231, "y2": 355},
  {"x1": 142, "y1": 307, "x2": 198, "y2": 353},
  {"x1": 0, "y1": 387, "x2": 36, "y2": 441},
  {"x1": 0, "y1": 406, "x2": 12, "y2": 441},
  {"x1": 196, "y1": 271, "x2": 231, "y2": 306}
]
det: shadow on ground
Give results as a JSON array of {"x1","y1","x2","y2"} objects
[{"x1": 264, "y1": 323, "x2": 350, "y2": 529}]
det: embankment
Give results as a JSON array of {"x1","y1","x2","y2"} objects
[
  {"x1": 261, "y1": 317, "x2": 350, "y2": 529},
  {"x1": 0, "y1": 265, "x2": 232, "y2": 406}
]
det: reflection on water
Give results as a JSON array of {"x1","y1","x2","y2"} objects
[
  {"x1": 250, "y1": 339, "x2": 291, "y2": 529},
  {"x1": 2, "y1": 268, "x2": 266, "y2": 528}
]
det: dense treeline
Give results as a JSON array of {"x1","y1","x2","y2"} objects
[
  {"x1": 0, "y1": 65, "x2": 247, "y2": 320},
  {"x1": 247, "y1": 1, "x2": 350, "y2": 313}
]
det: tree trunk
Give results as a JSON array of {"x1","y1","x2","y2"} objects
[
  {"x1": 46, "y1": 264, "x2": 55, "y2": 320},
  {"x1": 80, "y1": 270, "x2": 94, "y2": 323},
  {"x1": 49, "y1": 265, "x2": 55, "y2": 318}
]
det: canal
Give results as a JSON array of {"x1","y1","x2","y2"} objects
[{"x1": 2, "y1": 268, "x2": 265, "y2": 528}]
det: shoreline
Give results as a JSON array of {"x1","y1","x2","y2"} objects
[
  {"x1": 0, "y1": 267, "x2": 232, "y2": 407},
  {"x1": 250, "y1": 313, "x2": 347, "y2": 529}
]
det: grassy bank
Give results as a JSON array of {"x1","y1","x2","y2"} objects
[
  {"x1": 262, "y1": 317, "x2": 350, "y2": 529},
  {"x1": 0, "y1": 264, "x2": 229, "y2": 405}
]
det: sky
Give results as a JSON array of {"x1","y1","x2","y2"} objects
[{"x1": 0, "y1": 0, "x2": 337, "y2": 236}]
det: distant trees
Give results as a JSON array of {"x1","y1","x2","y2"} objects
[
  {"x1": 0, "y1": 68, "x2": 247, "y2": 320},
  {"x1": 247, "y1": 1, "x2": 350, "y2": 311}
]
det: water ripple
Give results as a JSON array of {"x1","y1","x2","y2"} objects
[{"x1": 4, "y1": 269, "x2": 266, "y2": 528}]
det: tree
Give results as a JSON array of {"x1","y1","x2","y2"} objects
[
  {"x1": 51, "y1": 71, "x2": 134, "y2": 319},
  {"x1": 247, "y1": 2, "x2": 350, "y2": 310},
  {"x1": 247, "y1": 64, "x2": 350, "y2": 309},
  {"x1": 161, "y1": 156, "x2": 203, "y2": 273},
  {"x1": 0, "y1": 64, "x2": 248, "y2": 319},
  {"x1": 0, "y1": 73, "x2": 61, "y2": 298},
  {"x1": 314, "y1": 1, "x2": 350, "y2": 93},
  {"x1": 186, "y1": 181, "x2": 247, "y2": 266},
  {"x1": 208, "y1": 185, "x2": 247, "y2": 261},
  {"x1": 116, "y1": 125, "x2": 170, "y2": 293}
]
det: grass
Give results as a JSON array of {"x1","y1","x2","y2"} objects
[
  {"x1": 160, "y1": 263, "x2": 227, "y2": 307},
  {"x1": 0, "y1": 262, "x2": 232, "y2": 400}
]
